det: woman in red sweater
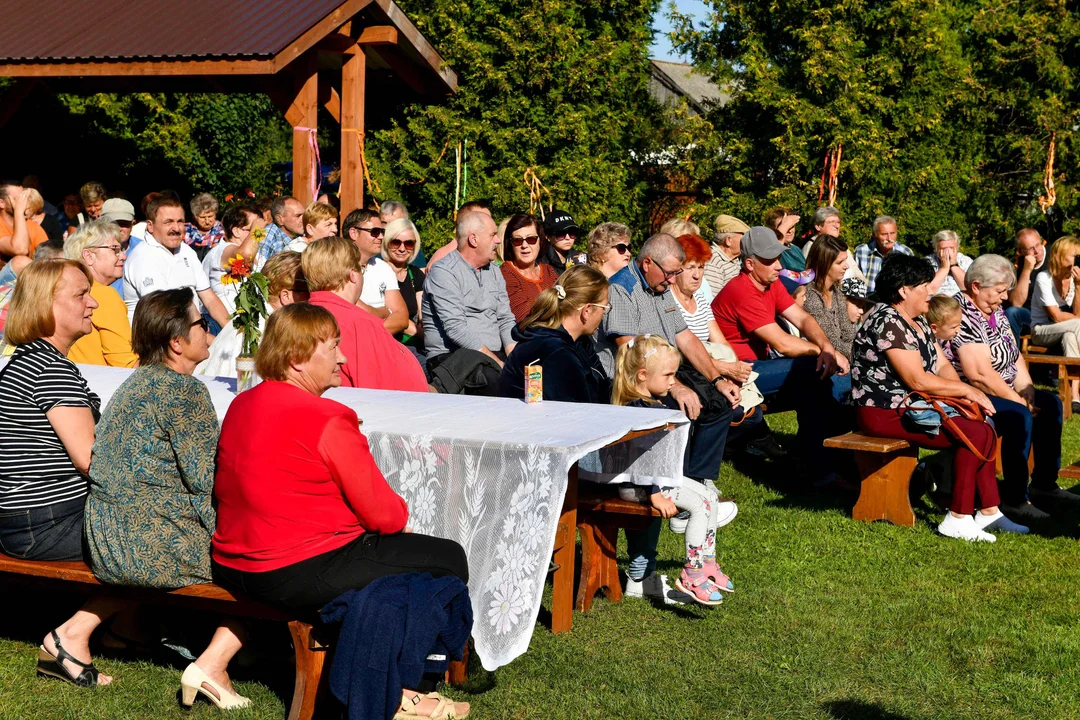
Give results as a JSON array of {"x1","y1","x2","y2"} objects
[{"x1": 211, "y1": 304, "x2": 470, "y2": 718}]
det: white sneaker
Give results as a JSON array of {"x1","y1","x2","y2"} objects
[
  {"x1": 624, "y1": 572, "x2": 686, "y2": 605},
  {"x1": 1029, "y1": 485, "x2": 1080, "y2": 504},
  {"x1": 938, "y1": 512, "x2": 996, "y2": 542},
  {"x1": 974, "y1": 510, "x2": 1029, "y2": 535},
  {"x1": 715, "y1": 500, "x2": 738, "y2": 529},
  {"x1": 1000, "y1": 502, "x2": 1051, "y2": 522},
  {"x1": 668, "y1": 511, "x2": 690, "y2": 534}
]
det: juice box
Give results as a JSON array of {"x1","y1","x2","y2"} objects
[{"x1": 525, "y1": 363, "x2": 543, "y2": 403}]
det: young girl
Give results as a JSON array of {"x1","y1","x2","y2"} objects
[{"x1": 612, "y1": 334, "x2": 735, "y2": 606}]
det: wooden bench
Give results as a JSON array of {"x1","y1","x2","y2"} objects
[
  {"x1": 575, "y1": 488, "x2": 662, "y2": 612},
  {"x1": 1019, "y1": 335, "x2": 1080, "y2": 420},
  {"x1": 824, "y1": 432, "x2": 918, "y2": 527},
  {"x1": 0, "y1": 555, "x2": 467, "y2": 717}
]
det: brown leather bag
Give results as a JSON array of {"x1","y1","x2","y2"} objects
[{"x1": 901, "y1": 391, "x2": 997, "y2": 463}]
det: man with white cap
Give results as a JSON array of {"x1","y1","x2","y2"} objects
[
  {"x1": 100, "y1": 198, "x2": 137, "y2": 294},
  {"x1": 702, "y1": 214, "x2": 749, "y2": 299},
  {"x1": 712, "y1": 226, "x2": 852, "y2": 482}
]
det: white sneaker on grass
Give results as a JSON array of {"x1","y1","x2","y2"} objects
[
  {"x1": 974, "y1": 510, "x2": 1029, "y2": 534},
  {"x1": 1000, "y1": 502, "x2": 1051, "y2": 522},
  {"x1": 938, "y1": 512, "x2": 996, "y2": 542},
  {"x1": 669, "y1": 511, "x2": 690, "y2": 534},
  {"x1": 624, "y1": 572, "x2": 686, "y2": 605},
  {"x1": 715, "y1": 500, "x2": 738, "y2": 529}
]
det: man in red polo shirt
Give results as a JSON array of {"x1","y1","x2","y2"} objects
[
  {"x1": 712, "y1": 226, "x2": 852, "y2": 482},
  {"x1": 302, "y1": 236, "x2": 428, "y2": 393}
]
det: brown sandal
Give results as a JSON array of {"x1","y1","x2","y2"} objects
[{"x1": 394, "y1": 691, "x2": 470, "y2": 719}]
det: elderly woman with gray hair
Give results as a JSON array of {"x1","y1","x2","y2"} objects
[
  {"x1": 941, "y1": 253, "x2": 1076, "y2": 520},
  {"x1": 926, "y1": 230, "x2": 973, "y2": 296}
]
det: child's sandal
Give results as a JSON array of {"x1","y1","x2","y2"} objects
[
  {"x1": 703, "y1": 560, "x2": 735, "y2": 593},
  {"x1": 674, "y1": 568, "x2": 724, "y2": 606}
]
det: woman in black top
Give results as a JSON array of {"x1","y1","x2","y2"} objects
[
  {"x1": 0, "y1": 259, "x2": 124, "y2": 687},
  {"x1": 383, "y1": 218, "x2": 425, "y2": 352},
  {"x1": 498, "y1": 265, "x2": 610, "y2": 403}
]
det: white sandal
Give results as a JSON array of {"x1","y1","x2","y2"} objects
[
  {"x1": 394, "y1": 690, "x2": 470, "y2": 719},
  {"x1": 179, "y1": 662, "x2": 251, "y2": 710}
]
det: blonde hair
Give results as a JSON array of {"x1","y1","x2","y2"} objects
[
  {"x1": 24, "y1": 188, "x2": 44, "y2": 217},
  {"x1": 521, "y1": 265, "x2": 609, "y2": 330},
  {"x1": 611, "y1": 334, "x2": 681, "y2": 406},
  {"x1": 381, "y1": 218, "x2": 422, "y2": 265},
  {"x1": 926, "y1": 295, "x2": 961, "y2": 327},
  {"x1": 1048, "y1": 235, "x2": 1080, "y2": 278},
  {"x1": 301, "y1": 236, "x2": 361, "y2": 292},
  {"x1": 5, "y1": 260, "x2": 93, "y2": 345},
  {"x1": 660, "y1": 218, "x2": 700, "y2": 239},
  {"x1": 256, "y1": 303, "x2": 340, "y2": 381},
  {"x1": 64, "y1": 219, "x2": 123, "y2": 260},
  {"x1": 262, "y1": 251, "x2": 306, "y2": 297},
  {"x1": 587, "y1": 222, "x2": 631, "y2": 267},
  {"x1": 303, "y1": 202, "x2": 338, "y2": 233}
]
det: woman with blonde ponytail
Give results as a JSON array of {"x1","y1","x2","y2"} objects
[{"x1": 497, "y1": 265, "x2": 612, "y2": 402}]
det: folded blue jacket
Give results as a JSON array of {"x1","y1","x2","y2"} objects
[{"x1": 320, "y1": 573, "x2": 473, "y2": 720}]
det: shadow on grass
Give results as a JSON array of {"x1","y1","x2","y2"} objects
[{"x1": 823, "y1": 699, "x2": 916, "y2": 720}]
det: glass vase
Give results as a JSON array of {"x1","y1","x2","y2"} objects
[{"x1": 236, "y1": 355, "x2": 260, "y2": 393}]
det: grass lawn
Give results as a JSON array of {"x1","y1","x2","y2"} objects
[{"x1": 3, "y1": 411, "x2": 1080, "y2": 719}]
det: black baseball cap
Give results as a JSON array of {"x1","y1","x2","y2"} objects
[{"x1": 544, "y1": 210, "x2": 581, "y2": 236}]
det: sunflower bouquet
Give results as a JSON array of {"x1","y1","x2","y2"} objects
[{"x1": 222, "y1": 252, "x2": 269, "y2": 358}]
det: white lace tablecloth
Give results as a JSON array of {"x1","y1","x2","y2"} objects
[{"x1": 21, "y1": 363, "x2": 689, "y2": 671}]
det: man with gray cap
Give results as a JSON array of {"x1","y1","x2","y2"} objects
[
  {"x1": 101, "y1": 198, "x2": 137, "y2": 294},
  {"x1": 703, "y1": 214, "x2": 749, "y2": 299},
  {"x1": 712, "y1": 226, "x2": 852, "y2": 481}
]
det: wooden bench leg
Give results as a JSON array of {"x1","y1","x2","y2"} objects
[
  {"x1": 287, "y1": 620, "x2": 327, "y2": 720},
  {"x1": 551, "y1": 466, "x2": 578, "y2": 634},
  {"x1": 575, "y1": 520, "x2": 621, "y2": 612},
  {"x1": 851, "y1": 448, "x2": 918, "y2": 527},
  {"x1": 446, "y1": 641, "x2": 468, "y2": 686},
  {"x1": 1059, "y1": 364, "x2": 1072, "y2": 420}
]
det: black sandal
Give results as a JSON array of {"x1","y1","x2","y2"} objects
[{"x1": 37, "y1": 630, "x2": 102, "y2": 687}]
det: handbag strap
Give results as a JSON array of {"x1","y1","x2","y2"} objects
[{"x1": 902, "y1": 391, "x2": 997, "y2": 464}]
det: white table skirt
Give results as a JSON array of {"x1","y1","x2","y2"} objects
[{"x1": 6, "y1": 361, "x2": 689, "y2": 671}]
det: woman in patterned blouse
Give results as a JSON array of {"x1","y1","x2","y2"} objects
[
  {"x1": 942, "y1": 254, "x2": 1076, "y2": 521},
  {"x1": 84, "y1": 289, "x2": 250, "y2": 709},
  {"x1": 850, "y1": 254, "x2": 1027, "y2": 542}
]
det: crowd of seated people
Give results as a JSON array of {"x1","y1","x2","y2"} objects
[{"x1": 4, "y1": 177, "x2": 1080, "y2": 711}]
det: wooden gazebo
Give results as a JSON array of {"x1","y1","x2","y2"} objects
[{"x1": 0, "y1": 0, "x2": 457, "y2": 216}]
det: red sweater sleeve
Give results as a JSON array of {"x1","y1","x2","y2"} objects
[{"x1": 317, "y1": 414, "x2": 409, "y2": 534}]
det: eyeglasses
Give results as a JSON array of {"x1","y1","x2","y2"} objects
[
  {"x1": 361, "y1": 227, "x2": 385, "y2": 238},
  {"x1": 389, "y1": 238, "x2": 417, "y2": 250},
  {"x1": 614, "y1": 243, "x2": 629, "y2": 254},
  {"x1": 92, "y1": 244, "x2": 124, "y2": 254},
  {"x1": 588, "y1": 303, "x2": 611, "y2": 314},
  {"x1": 653, "y1": 261, "x2": 683, "y2": 280},
  {"x1": 511, "y1": 235, "x2": 540, "y2": 246},
  {"x1": 191, "y1": 317, "x2": 210, "y2": 332}
]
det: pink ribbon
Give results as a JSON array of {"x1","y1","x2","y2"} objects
[{"x1": 293, "y1": 126, "x2": 322, "y2": 203}]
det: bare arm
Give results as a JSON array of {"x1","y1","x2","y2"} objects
[
  {"x1": 886, "y1": 346, "x2": 993, "y2": 413},
  {"x1": 0, "y1": 191, "x2": 30, "y2": 257},
  {"x1": 197, "y1": 288, "x2": 231, "y2": 329},
  {"x1": 752, "y1": 322, "x2": 820, "y2": 357},
  {"x1": 46, "y1": 406, "x2": 96, "y2": 475},
  {"x1": 706, "y1": 319, "x2": 752, "y2": 383},
  {"x1": 675, "y1": 329, "x2": 740, "y2": 408},
  {"x1": 1009, "y1": 254, "x2": 1037, "y2": 307},
  {"x1": 956, "y1": 343, "x2": 1025, "y2": 405}
]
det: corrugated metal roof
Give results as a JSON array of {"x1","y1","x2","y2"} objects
[{"x1": 0, "y1": 0, "x2": 343, "y2": 61}]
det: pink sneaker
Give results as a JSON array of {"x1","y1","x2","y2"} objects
[{"x1": 674, "y1": 567, "x2": 724, "y2": 606}]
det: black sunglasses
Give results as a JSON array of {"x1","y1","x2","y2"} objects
[
  {"x1": 389, "y1": 238, "x2": 417, "y2": 249},
  {"x1": 191, "y1": 317, "x2": 210, "y2": 332},
  {"x1": 362, "y1": 227, "x2": 385, "y2": 238},
  {"x1": 511, "y1": 235, "x2": 540, "y2": 246},
  {"x1": 614, "y1": 243, "x2": 629, "y2": 254}
]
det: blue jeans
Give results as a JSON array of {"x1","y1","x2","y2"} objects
[
  {"x1": 1004, "y1": 306, "x2": 1030, "y2": 342},
  {"x1": 201, "y1": 309, "x2": 223, "y2": 336},
  {"x1": 0, "y1": 497, "x2": 85, "y2": 561},
  {"x1": 751, "y1": 356, "x2": 853, "y2": 477},
  {"x1": 989, "y1": 390, "x2": 1063, "y2": 505}
]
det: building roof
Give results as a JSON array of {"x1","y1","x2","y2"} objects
[
  {"x1": 0, "y1": 0, "x2": 456, "y2": 94},
  {"x1": 649, "y1": 59, "x2": 727, "y2": 116}
]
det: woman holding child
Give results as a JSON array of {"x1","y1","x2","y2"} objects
[
  {"x1": 935, "y1": 254, "x2": 1074, "y2": 521},
  {"x1": 850, "y1": 254, "x2": 1027, "y2": 542}
]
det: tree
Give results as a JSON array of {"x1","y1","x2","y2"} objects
[{"x1": 669, "y1": 0, "x2": 1080, "y2": 254}]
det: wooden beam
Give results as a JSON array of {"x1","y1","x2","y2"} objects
[
  {"x1": 371, "y1": 46, "x2": 428, "y2": 96},
  {"x1": 374, "y1": 0, "x2": 457, "y2": 93},
  {"x1": 357, "y1": 26, "x2": 399, "y2": 45},
  {"x1": 339, "y1": 50, "x2": 366, "y2": 217},
  {"x1": 317, "y1": 26, "x2": 397, "y2": 54},
  {"x1": 323, "y1": 86, "x2": 342, "y2": 124},
  {"x1": 271, "y1": 0, "x2": 374, "y2": 73},
  {"x1": 290, "y1": 54, "x2": 320, "y2": 206},
  {"x1": 0, "y1": 58, "x2": 273, "y2": 77}
]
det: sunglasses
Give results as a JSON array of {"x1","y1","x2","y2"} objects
[
  {"x1": 389, "y1": 238, "x2": 417, "y2": 250},
  {"x1": 362, "y1": 227, "x2": 385, "y2": 238},
  {"x1": 191, "y1": 317, "x2": 210, "y2": 332},
  {"x1": 613, "y1": 243, "x2": 629, "y2": 254},
  {"x1": 511, "y1": 235, "x2": 540, "y2": 246}
]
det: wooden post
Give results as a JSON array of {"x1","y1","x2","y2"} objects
[
  {"x1": 340, "y1": 48, "x2": 366, "y2": 217},
  {"x1": 291, "y1": 54, "x2": 319, "y2": 206},
  {"x1": 551, "y1": 464, "x2": 578, "y2": 634}
]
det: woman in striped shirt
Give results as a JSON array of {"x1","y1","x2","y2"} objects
[{"x1": 0, "y1": 259, "x2": 123, "y2": 687}]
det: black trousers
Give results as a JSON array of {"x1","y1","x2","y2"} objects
[{"x1": 212, "y1": 531, "x2": 469, "y2": 615}]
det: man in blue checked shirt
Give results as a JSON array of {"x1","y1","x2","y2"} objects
[{"x1": 854, "y1": 215, "x2": 912, "y2": 293}]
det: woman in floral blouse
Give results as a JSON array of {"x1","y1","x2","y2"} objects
[
  {"x1": 850, "y1": 254, "x2": 1027, "y2": 542},
  {"x1": 943, "y1": 254, "x2": 1076, "y2": 521},
  {"x1": 84, "y1": 289, "x2": 249, "y2": 709}
]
